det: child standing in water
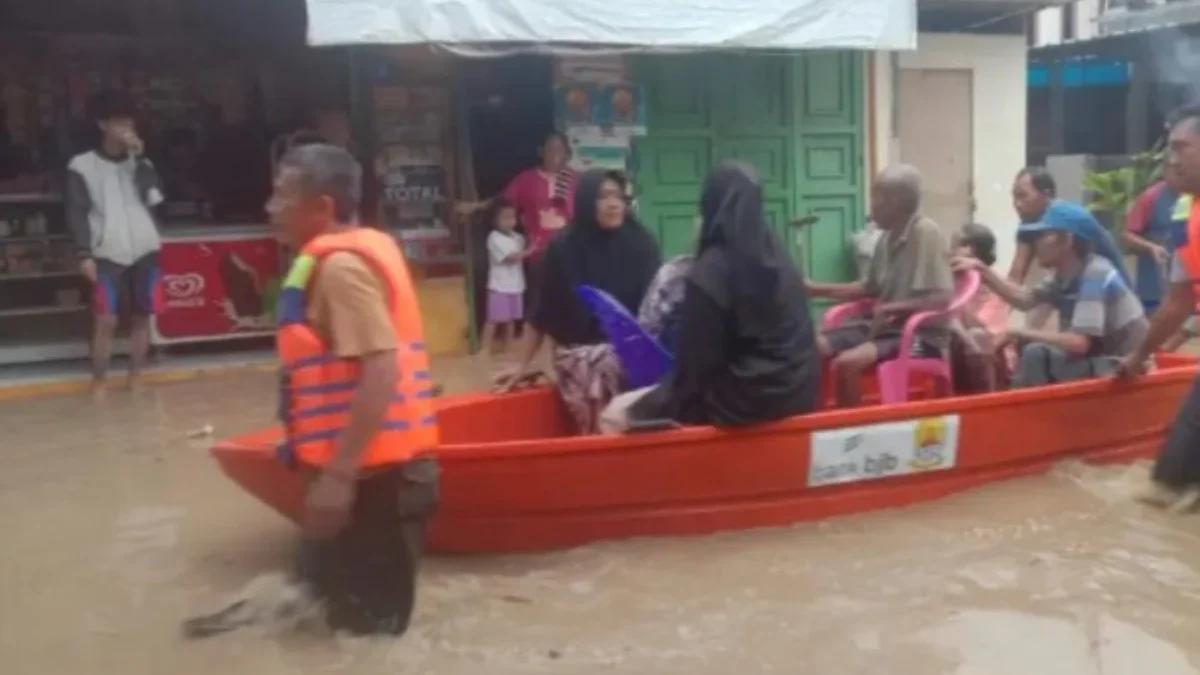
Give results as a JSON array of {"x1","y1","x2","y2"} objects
[{"x1": 483, "y1": 199, "x2": 529, "y2": 355}]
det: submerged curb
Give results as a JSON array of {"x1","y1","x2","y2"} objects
[{"x1": 0, "y1": 359, "x2": 278, "y2": 403}]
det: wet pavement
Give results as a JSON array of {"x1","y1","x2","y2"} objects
[{"x1": 2, "y1": 356, "x2": 1200, "y2": 674}]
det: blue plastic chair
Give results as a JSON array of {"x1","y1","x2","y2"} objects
[{"x1": 576, "y1": 285, "x2": 674, "y2": 389}]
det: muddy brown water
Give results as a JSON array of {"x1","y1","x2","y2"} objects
[{"x1": 3, "y1": 357, "x2": 1200, "y2": 674}]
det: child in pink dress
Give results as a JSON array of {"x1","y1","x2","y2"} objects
[{"x1": 951, "y1": 223, "x2": 1014, "y2": 390}]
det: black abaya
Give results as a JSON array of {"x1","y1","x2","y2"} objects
[{"x1": 631, "y1": 162, "x2": 821, "y2": 426}]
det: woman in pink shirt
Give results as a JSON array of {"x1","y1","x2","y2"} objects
[
  {"x1": 499, "y1": 132, "x2": 577, "y2": 258},
  {"x1": 456, "y1": 131, "x2": 577, "y2": 257}
]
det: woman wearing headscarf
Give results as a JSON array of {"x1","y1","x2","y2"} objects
[
  {"x1": 502, "y1": 169, "x2": 662, "y2": 433},
  {"x1": 599, "y1": 162, "x2": 822, "y2": 432}
]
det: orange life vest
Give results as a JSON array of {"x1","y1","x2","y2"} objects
[
  {"x1": 1177, "y1": 199, "x2": 1200, "y2": 305},
  {"x1": 275, "y1": 227, "x2": 438, "y2": 469}
]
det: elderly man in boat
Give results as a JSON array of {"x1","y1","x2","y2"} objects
[
  {"x1": 1118, "y1": 102, "x2": 1200, "y2": 510},
  {"x1": 808, "y1": 164, "x2": 955, "y2": 407},
  {"x1": 952, "y1": 201, "x2": 1146, "y2": 387}
]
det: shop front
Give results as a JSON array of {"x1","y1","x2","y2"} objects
[
  {"x1": 0, "y1": 0, "x2": 914, "y2": 371},
  {"x1": 322, "y1": 0, "x2": 901, "y2": 343},
  {"x1": 0, "y1": 0, "x2": 348, "y2": 367}
]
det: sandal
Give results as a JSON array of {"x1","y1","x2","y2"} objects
[{"x1": 491, "y1": 370, "x2": 549, "y2": 393}]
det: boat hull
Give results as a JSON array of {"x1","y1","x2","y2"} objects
[{"x1": 211, "y1": 355, "x2": 1198, "y2": 554}]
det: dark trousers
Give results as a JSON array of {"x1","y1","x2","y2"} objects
[
  {"x1": 294, "y1": 456, "x2": 440, "y2": 635},
  {"x1": 1153, "y1": 377, "x2": 1200, "y2": 490}
]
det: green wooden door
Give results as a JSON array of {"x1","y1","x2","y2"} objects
[
  {"x1": 634, "y1": 52, "x2": 864, "y2": 286},
  {"x1": 713, "y1": 55, "x2": 796, "y2": 246},
  {"x1": 792, "y1": 52, "x2": 865, "y2": 291},
  {"x1": 633, "y1": 57, "x2": 712, "y2": 256}
]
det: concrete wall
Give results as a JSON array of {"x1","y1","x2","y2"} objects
[{"x1": 872, "y1": 33, "x2": 1029, "y2": 274}]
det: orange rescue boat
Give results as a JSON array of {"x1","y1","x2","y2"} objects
[{"x1": 212, "y1": 353, "x2": 1198, "y2": 554}]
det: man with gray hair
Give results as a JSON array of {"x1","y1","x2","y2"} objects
[
  {"x1": 183, "y1": 143, "x2": 440, "y2": 638},
  {"x1": 808, "y1": 164, "x2": 955, "y2": 406}
]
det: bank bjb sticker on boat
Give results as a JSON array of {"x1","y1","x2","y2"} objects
[{"x1": 806, "y1": 415, "x2": 961, "y2": 488}]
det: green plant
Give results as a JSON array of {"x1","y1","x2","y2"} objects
[{"x1": 1082, "y1": 137, "x2": 1166, "y2": 237}]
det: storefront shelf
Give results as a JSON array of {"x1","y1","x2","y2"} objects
[
  {"x1": 0, "y1": 235, "x2": 69, "y2": 244},
  {"x1": 0, "y1": 194, "x2": 61, "y2": 204},
  {"x1": 0, "y1": 271, "x2": 76, "y2": 281},
  {"x1": 0, "y1": 305, "x2": 88, "y2": 319}
]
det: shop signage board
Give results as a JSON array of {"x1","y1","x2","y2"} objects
[
  {"x1": 152, "y1": 234, "x2": 282, "y2": 344},
  {"x1": 806, "y1": 415, "x2": 961, "y2": 488},
  {"x1": 369, "y1": 76, "x2": 456, "y2": 258},
  {"x1": 380, "y1": 163, "x2": 445, "y2": 205}
]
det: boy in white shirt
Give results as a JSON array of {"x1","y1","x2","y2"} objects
[{"x1": 483, "y1": 199, "x2": 531, "y2": 355}]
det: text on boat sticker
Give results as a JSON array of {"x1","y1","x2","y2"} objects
[{"x1": 807, "y1": 415, "x2": 961, "y2": 488}]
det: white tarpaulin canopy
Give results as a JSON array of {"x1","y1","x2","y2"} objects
[{"x1": 304, "y1": 0, "x2": 917, "y2": 52}]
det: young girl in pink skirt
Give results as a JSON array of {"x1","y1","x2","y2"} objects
[{"x1": 482, "y1": 199, "x2": 532, "y2": 355}]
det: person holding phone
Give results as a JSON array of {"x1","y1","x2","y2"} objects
[{"x1": 67, "y1": 91, "x2": 165, "y2": 395}]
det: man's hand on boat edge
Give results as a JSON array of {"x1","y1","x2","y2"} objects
[{"x1": 1113, "y1": 354, "x2": 1150, "y2": 381}]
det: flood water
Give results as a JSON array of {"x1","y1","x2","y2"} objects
[{"x1": 3, "y1": 359, "x2": 1200, "y2": 674}]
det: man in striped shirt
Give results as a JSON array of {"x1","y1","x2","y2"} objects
[{"x1": 953, "y1": 201, "x2": 1147, "y2": 387}]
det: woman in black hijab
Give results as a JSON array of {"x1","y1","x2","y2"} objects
[
  {"x1": 503, "y1": 169, "x2": 662, "y2": 433},
  {"x1": 600, "y1": 162, "x2": 822, "y2": 431}
]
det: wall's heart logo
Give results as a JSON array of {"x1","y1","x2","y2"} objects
[{"x1": 163, "y1": 273, "x2": 205, "y2": 299}]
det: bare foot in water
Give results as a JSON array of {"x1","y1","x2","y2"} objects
[
  {"x1": 1167, "y1": 487, "x2": 1200, "y2": 514},
  {"x1": 182, "y1": 573, "x2": 318, "y2": 639},
  {"x1": 1135, "y1": 480, "x2": 1200, "y2": 513}
]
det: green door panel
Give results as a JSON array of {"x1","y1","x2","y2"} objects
[
  {"x1": 717, "y1": 136, "x2": 793, "y2": 196},
  {"x1": 633, "y1": 134, "x2": 711, "y2": 257},
  {"x1": 713, "y1": 55, "x2": 792, "y2": 132},
  {"x1": 634, "y1": 51, "x2": 865, "y2": 299},
  {"x1": 636, "y1": 56, "x2": 712, "y2": 132},
  {"x1": 793, "y1": 51, "x2": 864, "y2": 286},
  {"x1": 649, "y1": 203, "x2": 700, "y2": 255}
]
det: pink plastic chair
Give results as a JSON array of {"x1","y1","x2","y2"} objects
[{"x1": 822, "y1": 269, "x2": 982, "y2": 404}]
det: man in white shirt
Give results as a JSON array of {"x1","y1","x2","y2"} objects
[{"x1": 66, "y1": 92, "x2": 164, "y2": 394}]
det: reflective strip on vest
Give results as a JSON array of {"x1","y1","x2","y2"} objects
[{"x1": 280, "y1": 344, "x2": 435, "y2": 454}]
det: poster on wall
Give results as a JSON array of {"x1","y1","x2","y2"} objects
[
  {"x1": 554, "y1": 82, "x2": 597, "y2": 126},
  {"x1": 553, "y1": 55, "x2": 646, "y2": 135},
  {"x1": 553, "y1": 82, "x2": 646, "y2": 134},
  {"x1": 594, "y1": 84, "x2": 645, "y2": 132}
]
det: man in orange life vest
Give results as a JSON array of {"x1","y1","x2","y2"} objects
[
  {"x1": 184, "y1": 144, "x2": 440, "y2": 637},
  {"x1": 1117, "y1": 102, "x2": 1200, "y2": 510}
]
